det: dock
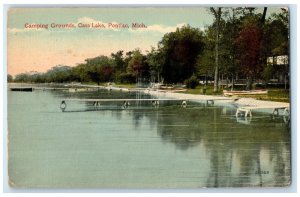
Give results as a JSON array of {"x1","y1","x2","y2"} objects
[
  {"x1": 59, "y1": 96, "x2": 290, "y2": 119},
  {"x1": 235, "y1": 102, "x2": 290, "y2": 117},
  {"x1": 39, "y1": 84, "x2": 289, "y2": 117},
  {"x1": 34, "y1": 87, "x2": 70, "y2": 90},
  {"x1": 59, "y1": 98, "x2": 237, "y2": 112}
]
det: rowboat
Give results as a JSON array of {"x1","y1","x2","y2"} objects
[
  {"x1": 10, "y1": 87, "x2": 33, "y2": 92},
  {"x1": 223, "y1": 89, "x2": 268, "y2": 96}
]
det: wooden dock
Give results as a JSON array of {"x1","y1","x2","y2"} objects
[
  {"x1": 58, "y1": 90, "x2": 290, "y2": 118},
  {"x1": 59, "y1": 98, "x2": 237, "y2": 112},
  {"x1": 236, "y1": 105, "x2": 290, "y2": 117},
  {"x1": 34, "y1": 87, "x2": 70, "y2": 90}
]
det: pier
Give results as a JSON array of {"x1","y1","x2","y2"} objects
[
  {"x1": 51, "y1": 85, "x2": 290, "y2": 118},
  {"x1": 235, "y1": 105, "x2": 290, "y2": 117},
  {"x1": 59, "y1": 98, "x2": 237, "y2": 112}
]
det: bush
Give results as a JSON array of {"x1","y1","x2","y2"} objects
[
  {"x1": 184, "y1": 75, "x2": 199, "y2": 89},
  {"x1": 117, "y1": 73, "x2": 136, "y2": 84}
]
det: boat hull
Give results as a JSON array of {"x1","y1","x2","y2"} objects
[
  {"x1": 223, "y1": 90, "x2": 268, "y2": 96},
  {"x1": 10, "y1": 87, "x2": 33, "y2": 92}
]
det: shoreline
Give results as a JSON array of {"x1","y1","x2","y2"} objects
[
  {"x1": 141, "y1": 88, "x2": 289, "y2": 115},
  {"x1": 8, "y1": 82, "x2": 290, "y2": 115},
  {"x1": 105, "y1": 83, "x2": 289, "y2": 116}
]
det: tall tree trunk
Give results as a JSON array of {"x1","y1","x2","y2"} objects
[
  {"x1": 214, "y1": 39, "x2": 219, "y2": 92},
  {"x1": 261, "y1": 7, "x2": 268, "y2": 24},
  {"x1": 211, "y1": 7, "x2": 222, "y2": 92},
  {"x1": 260, "y1": 7, "x2": 268, "y2": 81},
  {"x1": 205, "y1": 71, "x2": 208, "y2": 86}
]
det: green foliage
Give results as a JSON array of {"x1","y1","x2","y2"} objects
[
  {"x1": 235, "y1": 18, "x2": 264, "y2": 79},
  {"x1": 127, "y1": 49, "x2": 147, "y2": 77},
  {"x1": 146, "y1": 47, "x2": 164, "y2": 83},
  {"x1": 45, "y1": 65, "x2": 72, "y2": 83},
  {"x1": 159, "y1": 25, "x2": 204, "y2": 83},
  {"x1": 184, "y1": 75, "x2": 199, "y2": 89},
  {"x1": 71, "y1": 64, "x2": 89, "y2": 82},
  {"x1": 117, "y1": 72, "x2": 136, "y2": 84},
  {"x1": 7, "y1": 74, "x2": 13, "y2": 82},
  {"x1": 262, "y1": 63, "x2": 275, "y2": 82},
  {"x1": 196, "y1": 27, "x2": 215, "y2": 77},
  {"x1": 111, "y1": 50, "x2": 125, "y2": 71},
  {"x1": 15, "y1": 73, "x2": 30, "y2": 82},
  {"x1": 84, "y1": 56, "x2": 116, "y2": 84}
]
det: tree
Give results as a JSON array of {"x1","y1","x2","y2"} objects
[
  {"x1": 146, "y1": 47, "x2": 164, "y2": 83},
  {"x1": 71, "y1": 63, "x2": 89, "y2": 83},
  {"x1": 44, "y1": 65, "x2": 72, "y2": 83},
  {"x1": 263, "y1": 9, "x2": 288, "y2": 58},
  {"x1": 30, "y1": 72, "x2": 45, "y2": 83},
  {"x1": 7, "y1": 74, "x2": 13, "y2": 82},
  {"x1": 111, "y1": 50, "x2": 126, "y2": 83},
  {"x1": 220, "y1": 8, "x2": 242, "y2": 89},
  {"x1": 196, "y1": 27, "x2": 215, "y2": 85},
  {"x1": 128, "y1": 49, "x2": 143, "y2": 76},
  {"x1": 85, "y1": 56, "x2": 116, "y2": 84},
  {"x1": 263, "y1": 8, "x2": 289, "y2": 88},
  {"x1": 159, "y1": 25, "x2": 204, "y2": 83},
  {"x1": 261, "y1": 7, "x2": 268, "y2": 24},
  {"x1": 111, "y1": 50, "x2": 126, "y2": 72},
  {"x1": 235, "y1": 17, "x2": 264, "y2": 90},
  {"x1": 127, "y1": 49, "x2": 149, "y2": 84},
  {"x1": 15, "y1": 73, "x2": 30, "y2": 82},
  {"x1": 210, "y1": 7, "x2": 222, "y2": 92}
]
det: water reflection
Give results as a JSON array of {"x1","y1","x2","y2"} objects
[
  {"x1": 50, "y1": 90, "x2": 291, "y2": 187},
  {"x1": 8, "y1": 88, "x2": 290, "y2": 188},
  {"x1": 129, "y1": 103, "x2": 290, "y2": 187},
  {"x1": 236, "y1": 116, "x2": 252, "y2": 125}
]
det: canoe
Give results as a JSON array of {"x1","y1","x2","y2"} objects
[{"x1": 223, "y1": 90, "x2": 268, "y2": 96}]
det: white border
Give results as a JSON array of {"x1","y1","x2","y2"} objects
[{"x1": 1, "y1": 0, "x2": 299, "y2": 196}]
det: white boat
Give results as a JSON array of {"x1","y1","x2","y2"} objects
[{"x1": 223, "y1": 90, "x2": 268, "y2": 96}]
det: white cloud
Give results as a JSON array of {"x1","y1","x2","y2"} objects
[
  {"x1": 130, "y1": 23, "x2": 188, "y2": 33},
  {"x1": 78, "y1": 17, "x2": 188, "y2": 33},
  {"x1": 8, "y1": 27, "x2": 45, "y2": 34},
  {"x1": 8, "y1": 16, "x2": 191, "y2": 35},
  {"x1": 77, "y1": 17, "x2": 103, "y2": 24}
]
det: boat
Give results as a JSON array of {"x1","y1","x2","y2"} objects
[
  {"x1": 223, "y1": 89, "x2": 268, "y2": 96},
  {"x1": 10, "y1": 87, "x2": 33, "y2": 92}
]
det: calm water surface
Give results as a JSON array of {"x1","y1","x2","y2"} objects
[{"x1": 7, "y1": 87, "x2": 291, "y2": 188}]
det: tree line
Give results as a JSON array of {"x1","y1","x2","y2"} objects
[{"x1": 9, "y1": 7, "x2": 289, "y2": 91}]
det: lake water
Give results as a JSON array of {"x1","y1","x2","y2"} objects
[{"x1": 7, "y1": 87, "x2": 291, "y2": 188}]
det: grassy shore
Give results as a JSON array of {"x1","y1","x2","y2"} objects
[
  {"x1": 239, "y1": 89, "x2": 290, "y2": 103},
  {"x1": 185, "y1": 85, "x2": 223, "y2": 95},
  {"x1": 114, "y1": 83, "x2": 137, "y2": 89}
]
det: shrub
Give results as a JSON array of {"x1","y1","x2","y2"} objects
[
  {"x1": 185, "y1": 75, "x2": 199, "y2": 89},
  {"x1": 117, "y1": 73, "x2": 136, "y2": 84}
]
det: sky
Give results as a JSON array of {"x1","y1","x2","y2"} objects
[{"x1": 7, "y1": 7, "x2": 283, "y2": 76}]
